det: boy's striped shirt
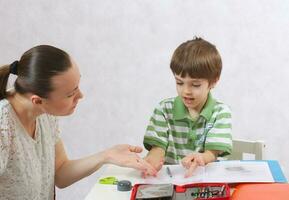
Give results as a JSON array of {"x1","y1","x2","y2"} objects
[{"x1": 144, "y1": 93, "x2": 232, "y2": 164}]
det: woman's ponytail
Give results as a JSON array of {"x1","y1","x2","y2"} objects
[
  {"x1": 0, "y1": 65, "x2": 11, "y2": 100},
  {"x1": 1, "y1": 45, "x2": 71, "y2": 100}
]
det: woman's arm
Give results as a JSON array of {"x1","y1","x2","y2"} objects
[{"x1": 54, "y1": 139, "x2": 156, "y2": 188}]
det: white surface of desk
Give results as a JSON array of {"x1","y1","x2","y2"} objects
[
  {"x1": 84, "y1": 165, "x2": 137, "y2": 200},
  {"x1": 85, "y1": 184, "x2": 131, "y2": 200},
  {"x1": 85, "y1": 161, "x2": 285, "y2": 200}
]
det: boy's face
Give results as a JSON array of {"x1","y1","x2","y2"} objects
[{"x1": 174, "y1": 74, "x2": 216, "y2": 112}]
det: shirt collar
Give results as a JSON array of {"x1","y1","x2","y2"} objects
[{"x1": 173, "y1": 93, "x2": 216, "y2": 121}]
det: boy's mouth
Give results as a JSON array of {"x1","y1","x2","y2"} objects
[{"x1": 183, "y1": 97, "x2": 195, "y2": 104}]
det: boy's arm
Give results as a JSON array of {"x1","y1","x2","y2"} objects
[
  {"x1": 143, "y1": 102, "x2": 170, "y2": 175},
  {"x1": 205, "y1": 104, "x2": 233, "y2": 156},
  {"x1": 144, "y1": 146, "x2": 165, "y2": 172},
  {"x1": 202, "y1": 150, "x2": 220, "y2": 163}
]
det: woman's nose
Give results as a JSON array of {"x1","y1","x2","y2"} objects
[{"x1": 77, "y1": 89, "x2": 84, "y2": 99}]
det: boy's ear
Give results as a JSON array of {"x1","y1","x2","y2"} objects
[
  {"x1": 209, "y1": 78, "x2": 219, "y2": 89},
  {"x1": 31, "y1": 95, "x2": 43, "y2": 105}
]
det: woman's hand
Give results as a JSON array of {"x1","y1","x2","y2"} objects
[
  {"x1": 104, "y1": 144, "x2": 157, "y2": 176},
  {"x1": 181, "y1": 153, "x2": 205, "y2": 178},
  {"x1": 54, "y1": 142, "x2": 157, "y2": 188}
]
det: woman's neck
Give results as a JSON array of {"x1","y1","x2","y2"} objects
[{"x1": 8, "y1": 93, "x2": 42, "y2": 138}]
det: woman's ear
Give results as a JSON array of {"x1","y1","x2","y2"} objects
[{"x1": 31, "y1": 95, "x2": 43, "y2": 105}]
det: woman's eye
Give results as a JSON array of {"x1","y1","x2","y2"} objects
[
  {"x1": 176, "y1": 82, "x2": 183, "y2": 85},
  {"x1": 67, "y1": 93, "x2": 75, "y2": 98}
]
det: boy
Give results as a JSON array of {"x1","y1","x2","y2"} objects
[{"x1": 143, "y1": 37, "x2": 232, "y2": 177}]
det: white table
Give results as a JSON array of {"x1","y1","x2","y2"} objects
[
  {"x1": 84, "y1": 184, "x2": 131, "y2": 200},
  {"x1": 85, "y1": 161, "x2": 286, "y2": 200},
  {"x1": 84, "y1": 165, "x2": 139, "y2": 200}
]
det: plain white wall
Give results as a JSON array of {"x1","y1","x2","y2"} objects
[{"x1": 1, "y1": 0, "x2": 289, "y2": 199}]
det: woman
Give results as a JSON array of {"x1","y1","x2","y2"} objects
[{"x1": 0, "y1": 45, "x2": 156, "y2": 199}]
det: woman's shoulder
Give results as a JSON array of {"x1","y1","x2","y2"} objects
[
  {"x1": 0, "y1": 99, "x2": 10, "y2": 113},
  {"x1": 38, "y1": 114, "x2": 60, "y2": 144},
  {"x1": 0, "y1": 99, "x2": 15, "y2": 130},
  {"x1": 39, "y1": 113, "x2": 58, "y2": 121},
  {"x1": 38, "y1": 114, "x2": 59, "y2": 128},
  {"x1": 0, "y1": 99, "x2": 16, "y2": 147}
]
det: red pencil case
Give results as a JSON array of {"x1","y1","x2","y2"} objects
[{"x1": 131, "y1": 182, "x2": 230, "y2": 200}]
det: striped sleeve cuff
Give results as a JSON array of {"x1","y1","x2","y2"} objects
[
  {"x1": 143, "y1": 136, "x2": 168, "y2": 151},
  {"x1": 205, "y1": 143, "x2": 232, "y2": 156}
]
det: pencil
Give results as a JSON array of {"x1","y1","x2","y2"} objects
[{"x1": 166, "y1": 166, "x2": 173, "y2": 178}]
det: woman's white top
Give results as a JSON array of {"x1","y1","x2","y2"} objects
[{"x1": 0, "y1": 99, "x2": 60, "y2": 200}]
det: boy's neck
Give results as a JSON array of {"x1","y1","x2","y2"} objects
[{"x1": 188, "y1": 109, "x2": 200, "y2": 120}]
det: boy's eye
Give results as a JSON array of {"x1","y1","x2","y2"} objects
[
  {"x1": 192, "y1": 84, "x2": 201, "y2": 87},
  {"x1": 176, "y1": 82, "x2": 183, "y2": 85}
]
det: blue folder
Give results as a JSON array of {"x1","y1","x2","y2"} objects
[{"x1": 243, "y1": 160, "x2": 287, "y2": 183}]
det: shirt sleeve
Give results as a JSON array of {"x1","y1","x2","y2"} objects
[
  {"x1": 0, "y1": 120, "x2": 12, "y2": 176},
  {"x1": 205, "y1": 104, "x2": 233, "y2": 156},
  {"x1": 53, "y1": 117, "x2": 61, "y2": 144},
  {"x1": 47, "y1": 115, "x2": 61, "y2": 145},
  {"x1": 143, "y1": 103, "x2": 169, "y2": 151}
]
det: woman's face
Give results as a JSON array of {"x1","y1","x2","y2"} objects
[{"x1": 40, "y1": 60, "x2": 83, "y2": 116}]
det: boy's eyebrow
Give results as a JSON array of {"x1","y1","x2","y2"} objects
[
  {"x1": 175, "y1": 77, "x2": 202, "y2": 83},
  {"x1": 175, "y1": 77, "x2": 183, "y2": 81}
]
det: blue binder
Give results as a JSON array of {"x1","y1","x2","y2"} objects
[{"x1": 244, "y1": 160, "x2": 287, "y2": 183}]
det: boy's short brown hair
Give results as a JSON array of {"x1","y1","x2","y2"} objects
[{"x1": 170, "y1": 37, "x2": 222, "y2": 84}]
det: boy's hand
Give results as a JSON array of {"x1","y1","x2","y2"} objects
[
  {"x1": 181, "y1": 150, "x2": 219, "y2": 178},
  {"x1": 181, "y1": 153, "x2": 205, "y2": 178},
  {"x1": 142, "y1": 147, "x2": 165, "y2": 178},
  {"x1": 142, "y1": 154, "x2": 164, "y2": 177}
]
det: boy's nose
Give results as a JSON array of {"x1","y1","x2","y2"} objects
[{"x1": 183, "y1": 86, "x2": 192, "y2": 95}]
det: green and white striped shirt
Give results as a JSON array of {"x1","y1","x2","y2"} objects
[{"x1": 144, "y1": 93, "x2": 232, "y2": 164}]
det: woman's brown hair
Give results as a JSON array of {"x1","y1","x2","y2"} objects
[{"x1": 0, "y1": 45, "x2": 72, "y2": 100}]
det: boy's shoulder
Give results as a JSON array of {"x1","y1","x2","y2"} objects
[
  {"x1": 152, "y1": 97, "x2": 177, "y2": 112},
  {"x1": 157, "y1": 97, "x2": 178, "y2": 107},
  {"x1": 155, "y1": 96, "x2": 232, "y2": 114},
  {"x1": 213, "y1": 99, "x2": 232, "y2": 113},
  {"x1": 159, "y1": 97, "x2": 176, "y2": 104}
]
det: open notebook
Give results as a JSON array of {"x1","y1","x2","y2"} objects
[
  {"x1": 126, "y1": 160, "x2": 278, "y2": 185},
  {"x1": 100, "y1": 160, "x2": 286, "y2": 186}
]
